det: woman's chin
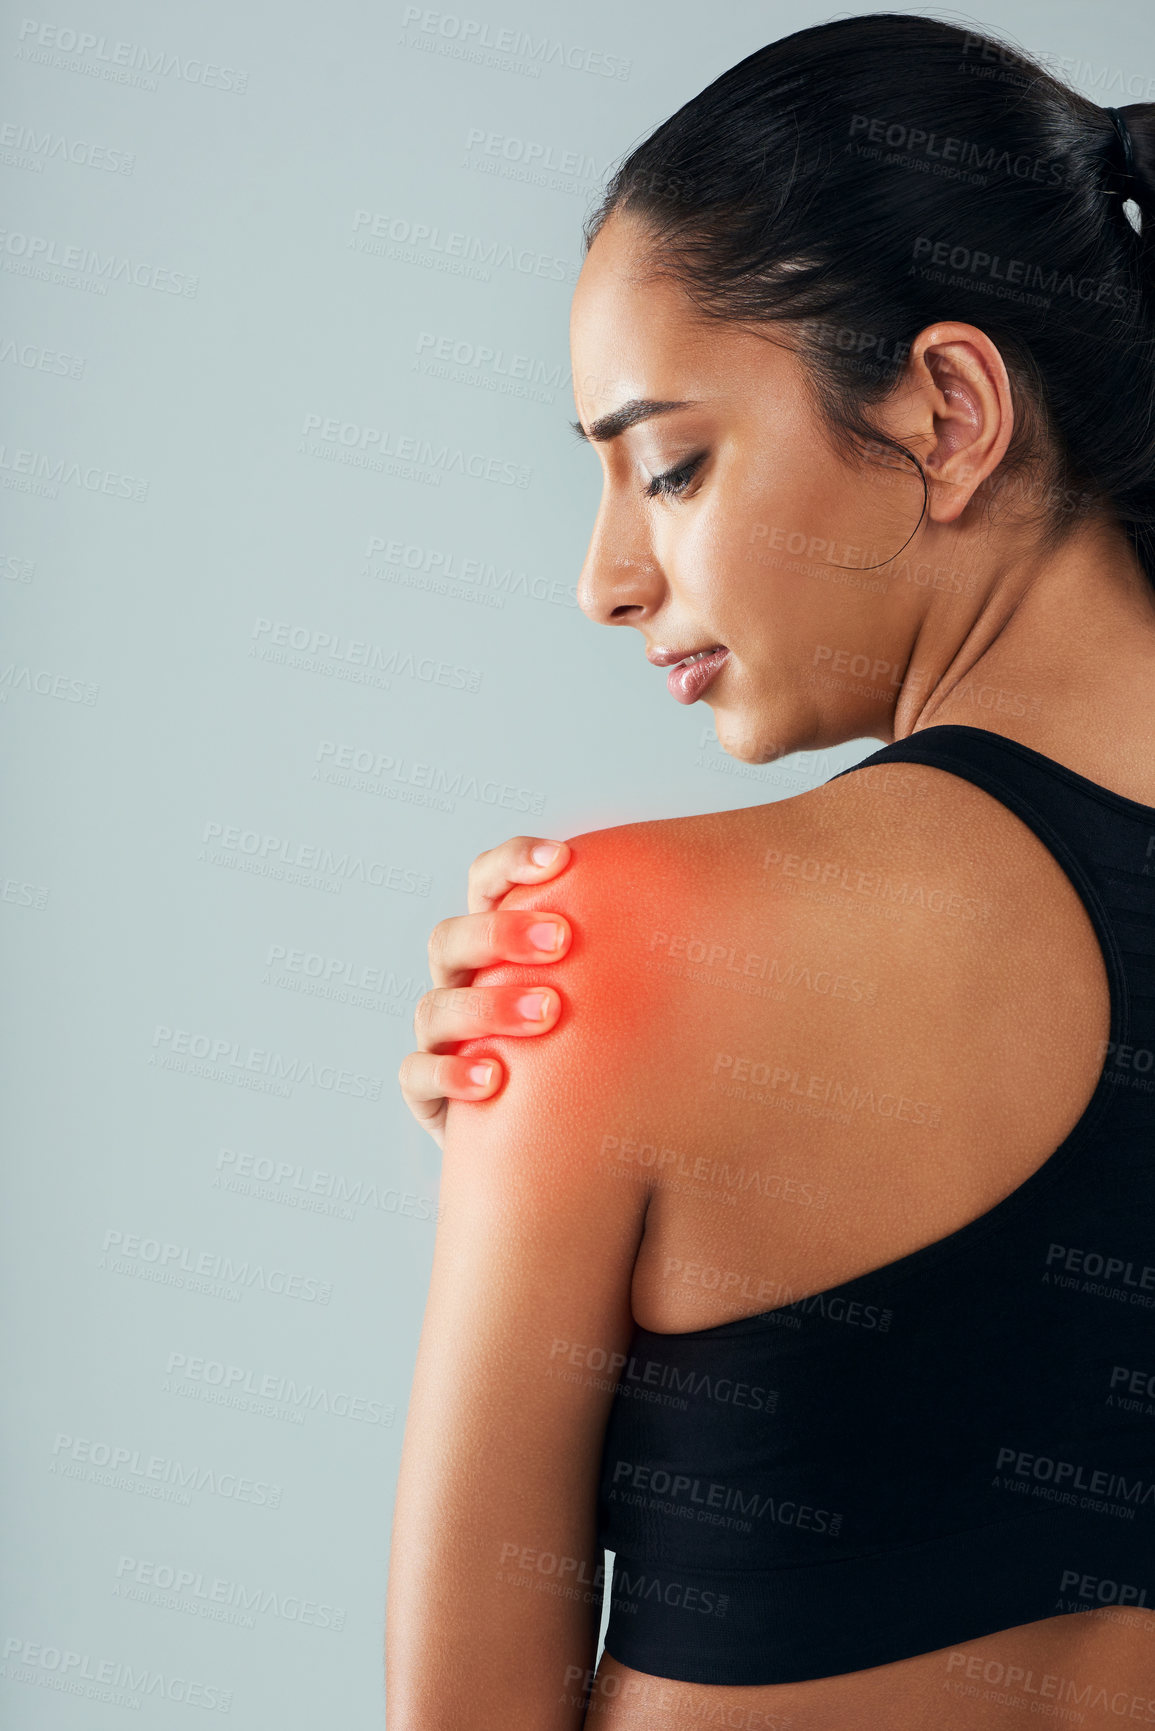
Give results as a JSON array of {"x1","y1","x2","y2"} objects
[
  {"x1": 713, "y1": 723, "x2": 796, "y2": 765},
  {"x1": 712, "y1": 717, "x2": 797, "y2": 766}
]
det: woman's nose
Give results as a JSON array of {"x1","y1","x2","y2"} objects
[{"x1": 576, "y1": 507, "x2": 665, "y2": 627}]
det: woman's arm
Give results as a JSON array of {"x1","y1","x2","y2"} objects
[{"x1": 385, "y1": 836, "x2": 659, "y2": 1730}]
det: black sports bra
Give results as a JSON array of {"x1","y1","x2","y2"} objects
[{"x1": 595, "y1": 723, "x2": 1155, "y2": 1684}]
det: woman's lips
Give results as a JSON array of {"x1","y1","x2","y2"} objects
[{"x1": 666, "y1": 647, "x2": 730, "y2": 705}]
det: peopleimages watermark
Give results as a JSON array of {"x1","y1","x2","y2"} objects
[
  {"x1": 0, "y1": 549, "x2": 36, "y2": 581},
  {"x1": 711, "y1": 1050, "x2": 942, "y2": 1127},
  {"x1": 114, "y1": 1554, "x2": 346, "y2": 1631},
  {"x1": 49, "y1": 1430, "x2": 283, "y2": 1508},
  {"x1": 149, "y1": 1023, "x2": 384, "y2": 1101},
  {"x1": 313, "y1": 739, "x2": 545, "y2": 815},
  {"x1": 462, "y1": 125, "x2": 608, "y2": 189},
  {"x1": 647, "y1": 925, "x2": 878, "y2": 1004},
  {"x1": 349, "y1": 208, "x2": 579, "y2": 286},
  {"x1": 2, "y1": 875, "x2": 49, "y2": 908},
  {"x1": 1098, "y1": 1037, "x2": 1155, "y2": 1094},
  {"x1": 610, "y1": 1566, "x2": 730, "y2": 1619},
  {"x1": 214, "y1": 1144, "x2": 440, "y2": 1226},
  {"x1": 661, "y1": 1253, "x2": 894, "y2": 1333},
  {"x1": 251, "y1": 614, "x2": 484, "y2": 693},
  {"x1": 0, "y1": 336, "x2": 85, "y2": 377},
  {"x1": 0, "y1": 662, "x2": 99, "y2": 704},
  {"x1": 364, "y1": 534, "x2": 578, "y2": 609},
  {"x1": 561, "y1": 1664, "x2": 789, "y2": 1728},
  {"x1": 163, "y1": 1352, "x2": 395, "y2": 1427},
  {"x1": 0, "y1": 120, "x2": 135, "y2": 174},
  {"x1": 14, "y1": 18, "x2": 249, "y2": 92},
  {"x1": 958, "y1": 29, "x2": 1155, "y2": 102},
  {"x1": 599, "y1": 1132, "x2": 830, "y2": 1210},
  {"x1": 762, "y1": 842, "x2": 993, "y2": 923},
  {"x1": 808, "y1": 643, "x2": 1040, "y2": 720},
  {"x1": 0, "y1": 1634, "x2": 232, "y2": 1713},
  {"x1": 943, "y1": 1645, "x2": 1155, "y2": 1720},
  {"x1": 1057, "y1": 1566, "x2": 1151, "y2": 1608},
  {"x1": 606, "y1": 1457, "x2": 843, "y2": 1537},
  {"x1": 0, "y1": 226, "x2": 196, "y2": 295},
  {"x1": 993, "y1": 1444, "x2": 1155, "y2": 1519},
  {"x1": 298, "y1": 412, "x2": 530, "y2": 487},
  {"x1": 848, "y1": 112, "x2": 1066, "y2": 186},
  {"x1": 911, "y1": 235, "x2": 1138, "y2": 312},
  {"x1": 199, "y1": 820, "x2": 430, "y2": 898},
  {"x1": 549, "y1": 1336, "x2": 777, "y2": 1413},
  {"x1": 496, "y1": 1541, "x2": 604, "y2": 1600},
  {"x1": 100, "y1": 1228, "x2": 333, "y2": 1304},
  {"x1": 399, "y1": 9, "x2": 631, "y2": 80},
  {"x1": 1111, "y1": 1365, "x2": 1155, "y2": 1401},
  {"x1": 1045, "y1": 1241, "x2": 1155, "y2": 1293},
  {"x1": 413, "y1": 329, "x2": 569, "y2": 401},
  {"x1": 262, "y1": 944, "x2": 425, "y2": 1004},
  {"x1": 0, "y1": 440, "x2": 148, "y2": 499}
]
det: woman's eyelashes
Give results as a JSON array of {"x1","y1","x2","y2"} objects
[{"x1": 644, "y1": 451, "x2": 707, "y2": 501}]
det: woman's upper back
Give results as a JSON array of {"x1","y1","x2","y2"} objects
[
  {"x1": 475, "y1": 719, "x2": 1155, "y2": 1334},
  {"x1": 621, "y1": 723, "x2": 1124, "y2": 1333},
  {"x1": 587, "y1": 720, "x2": 1155, "y2": 1685}
]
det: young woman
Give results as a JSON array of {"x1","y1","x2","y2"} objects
[{"x1": 388, "y1": 15, "x2": 1155, "y2": 1727}]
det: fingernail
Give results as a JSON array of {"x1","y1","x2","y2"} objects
[
  {"x1": 531, "y1": 843, "x2": 562, "y2": 868},
  {"x1": 515, "y1": 989, "x2": 554, "y2": 1021},
  {"x1": 526, "y1": 920, "x2": 564, "y2": 952},
  {"x1": 468, "y1": 1062, "x2": 495, "y2": 1087}
]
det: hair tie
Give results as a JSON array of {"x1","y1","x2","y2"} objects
[{"x1": 1104, "y1": 106, "x2": 1136, "y2": 194}]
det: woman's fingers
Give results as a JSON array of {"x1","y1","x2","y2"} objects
[
  {"x1": 399, "y1": 835, "x2": 573, "y2": 1144},
  {"x1": 466, "y1": 835, "x2": 572, "y2": 913},
  {"x1": 396, "y1": 1050, "x2": 503, "y2": 1148},
  {"x1": 427, "y1": 908, "x2": 571, "y2": 990},
  {"x1": 414, "y1": 982, "x2": 561, "y2": 1050},
  {"x1": 397, "y1": 985, "x2": 562, "y2": 1146}
]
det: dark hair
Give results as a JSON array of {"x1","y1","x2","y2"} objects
[{"x1": 583, "y1": 14, "x2": 1155, "y2": 583}]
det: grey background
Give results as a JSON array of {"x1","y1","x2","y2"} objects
[{"x1": 1, "y1": 1, "x2": 1149, "y2": 1722}]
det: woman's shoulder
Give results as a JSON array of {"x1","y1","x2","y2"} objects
[
  {"x1": 551, "y1": 762, "x2": 1110, "y2": 1328},
  {"x1": 501, "y1": 753, "x2": 1036, "y2": 952},
  {"x1": 480, "y1": 757, "x2": 1062, "y2": 1088},
  {"x1": 455, "y1": 757, "x2": 1107, "y2": 1286}
]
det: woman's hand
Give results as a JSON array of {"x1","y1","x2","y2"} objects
[{"x1": 398, "y1": 836, "x2": 573, "y2": 1147}]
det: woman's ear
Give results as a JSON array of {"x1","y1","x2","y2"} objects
[{"x1": 882, "y1": 322, "x2": 1016, "y2": 525}]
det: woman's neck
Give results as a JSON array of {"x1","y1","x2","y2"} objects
[{"x1": 893, "y1": 514, "x2": 1155, "y2": 766}]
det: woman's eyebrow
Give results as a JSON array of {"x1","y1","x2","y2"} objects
[{"x1": 569, "y1": 398, "x2": 697, "y2": 444}]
